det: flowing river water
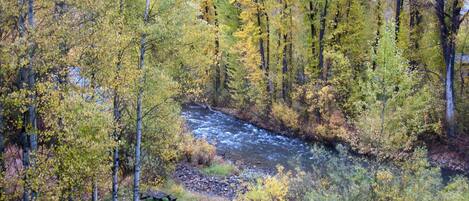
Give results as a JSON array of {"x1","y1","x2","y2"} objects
[{"x1": 182, "y1": 104, "x2": 458, "y2": 181}]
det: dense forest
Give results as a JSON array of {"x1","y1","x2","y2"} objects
[{"x1": 0, "y1": 0, "x2": 469, "y2": 200}]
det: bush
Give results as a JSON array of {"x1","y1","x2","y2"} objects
[
  {"x1": 284, "y1": 148, "x2": 469, "y2": 201},
  {"x1": 183, "y1": 135, "x2": 216, "y2": 166},
  {"x1": 271, "y1": 103, "x2": 300, "y2": 130},
  {"x1": 238, "y1": 166, "x2": 290, "y2": 201}
]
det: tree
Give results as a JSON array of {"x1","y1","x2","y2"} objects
[
  {"x1": 318, "y1": 0, "x2": 328, "y2": 80},
  {"x1": 111, "y1": 0, "x2": 126, "y2": 200},
  {"x1": 434, "y1": 0, "x2": 468, "y2": 138},
  {"x1": 18, "y1": 0, "x2": 37, "y2": 200},
  {"x1": 395, "y1": 0, "x2": 404, "y2": 39},
  {"x1": 134, "y1": 0, "x2": 151, "y2": 200},
  {"x1": 357, "y1": 24, "x2": 436, "y2": 155}
]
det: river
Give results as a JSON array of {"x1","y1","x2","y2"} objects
[{"x1": 182, "y1": 104, "x2": 458, "y2": 181}]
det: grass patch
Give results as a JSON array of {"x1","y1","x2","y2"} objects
[
  {"x1": 160, "y1": 180, "x2": 228, "y2": 201},
  {"x1": 201, "y1": 163, "x2": 236, "y2": 177}
]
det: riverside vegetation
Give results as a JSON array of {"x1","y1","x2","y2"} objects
[{"x1": 0, "y1": 0, "x2": 469, "y2": 200}]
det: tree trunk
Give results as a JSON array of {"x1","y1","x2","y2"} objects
[
  {"x1": 318, "y1": 0, "x2": 328, "y2": 80},
  {"x1": 19, "y1": 0, "x2": 37, "y2": 200},
  {"x1": 92, "y1": 181, "x2": 98, "y2": 201},
  {"x1": 409, "y1": 0, "x2": 422, "y2": 69},
  {"x1": 372, "y1": 0, "x2": 383, "y2": 70},
  {"x1": 282, "y1": 33, "x2": 288, "y2": 102},
  {"x1": 264, "y1": 1, "x2": 273, "y2": 98},
  {"x1": 257, "y1": 0, "x2": 273, "y2": 102},
  {"x1": 112, "y1": 141, "x2": 119, "y2": 201},
  {"x1": 460, "y1": 38, "x2": 467, "y2": 97},
  {"x1": 434, "y1": 0, "x2": 464, "y2": 138},
  {"x1": 445, "y1": 50, "x2": 456, "y2": 137},
  {"x1": 18, "y1": 10, "x2": 28, "y2": 201},
  {"x1": 281, "y1": 0, "x2": 289, "y2": 102},
  {"x1": 27, "y1": 0, "x2": 37, "y2": 167},
  {"x1": 134, "y1": 0, "x2": 150, "y2": 200},
  {"x1": 395, "y1": 0, "x2": 403, "y2": 39},
  {"x1": 214, "y1": 3, "x2": 221, "y2": 101},
  {"x1": 256, "y1": 0, "x2": 266, "y2": 72},
  {"x1": 309, "y1": 1, "x2": 317, "y2": 60},
  {"x1": 112, "y1": 2, "x2": 124, "y2": 199},
  {"x1": 112, "y1": 89, "x2": 120, "y2": 201},
  {"x1": 0, "y1": 102, "x2": 4, "y2": 172}
]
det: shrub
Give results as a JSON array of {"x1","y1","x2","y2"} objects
[
  {"x1": 238, "y1": 166, "x2": 290, "y2": 201},
  {"x1": 284, "y1": 148, "x2": 469, "y2": 201},
  {"x1": 271, "y1": 103, "x2": 300, "y2": 130},
  {"x1": 183, "y1": 135, "x2": 216, "y2": 166}
]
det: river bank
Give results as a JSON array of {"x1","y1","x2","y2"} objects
[{"x1": 198, "y1": 104, "x2": 469, "y2": 176}]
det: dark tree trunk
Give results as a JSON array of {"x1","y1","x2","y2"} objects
[
  {"x1": 134, "y1": 0, "x2": 150, "y2": 200},
  {"x1": 256, "y1": 1, "x2": 266, "y2": 72},
  {"x1": 372, "y1": 0, "x2": 383, "y2": 70},
  {"x1": 460, "y1": 35, "x2": 467, "y2": 96},
  {"x1": 288, "y1": 5, "x2": 293, "y2": 86},
  {"x1": 409, "y1": 0, "x2": 422, "y2": 69},
  {"x1": 19, "y1": 0, "x2": 37, "y2": 200},
  {"x1": 112, "y1": 2, "x2": 125, "y2": 200},
  {"x1": 0, "y1": 102, "x2": 3, "y2": 172},
  {"x1": 318, "y1": 0, "x2": 328, "y2": 80},
  {"x1": 263, "y1": 1, "x2": 273, "y2": 98},
  {"x1": 434, "y1": 0, "x2": 464, "y2": 138},
  {"x1": 214, "y1": 3, "x2": 221, "y2": 101},
  {"x1": 111, "y1": 139, "x2": 119, "y2": 201},
  {"x1": 309, "y1": 1, "x2": 317, "y2": 60},
  {"x1": 257, "y1": 0, "x2": 274, "y2": 104},
  {"x1": 112, "y1": 88, "x2": 120, "y2": 201},
  {"x1": 281, "y1": 0, "x2": 289, "y2": 102},
  {"x1": 395, "y1": 0, "x2": 403, "y2": 39},
  {"x1": 282, "y1": 33, "x2": 288, "y2": 102}
]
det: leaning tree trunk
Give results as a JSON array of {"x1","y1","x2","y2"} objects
[{"x1": 134, "y1": 0, "x2": 150, "y2": 200}]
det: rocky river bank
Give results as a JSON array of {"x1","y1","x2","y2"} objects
[{"x1": 172, "y1": 163, "x2": 252, "y2": 200}]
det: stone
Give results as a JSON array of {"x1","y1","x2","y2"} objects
[{"x1": 140, "y1": 190, "x2": 177, "y2": 201}]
